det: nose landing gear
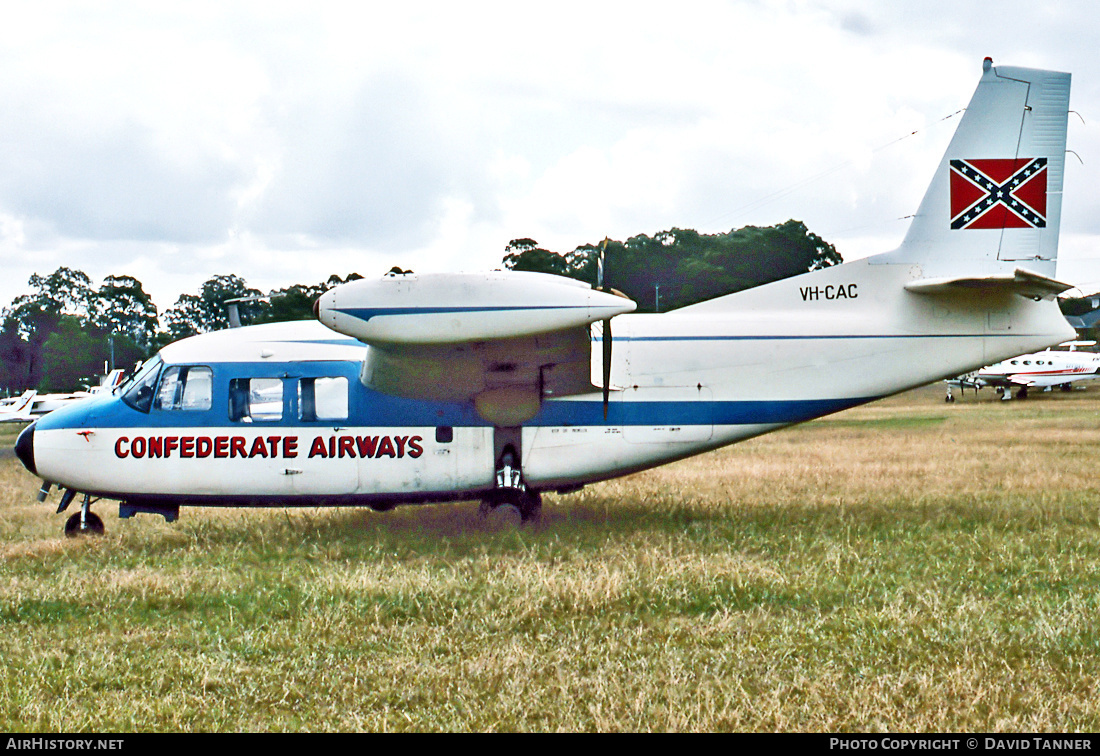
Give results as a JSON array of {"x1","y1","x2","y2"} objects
[{"x1": 59, "y1": 492, "x2": 105, "y2": 538}]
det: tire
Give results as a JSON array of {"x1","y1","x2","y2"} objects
[{"x1": 64, "y1": 511, "x2": 105, "y2": 538}]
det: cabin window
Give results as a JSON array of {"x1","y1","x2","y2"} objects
[
  {"x1": 298, "y1": 377, "x2": 348, "y2": 422},
  {"x1": 229, "y1": 377, "x2": 283, "y2": 422},
  {"x1": 122, "y1": 357, "x2": 163, "y2": 413},
  {"x1": 154, "y1": 366, "x2": 212, "y2": 411}
]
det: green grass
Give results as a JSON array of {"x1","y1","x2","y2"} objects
[
  {"x1": 2, "y1": 385, "x2": 1099, "y2": 731},
  {"x1": 0, "y1": 422, "x2": 27, "y2": 450}
]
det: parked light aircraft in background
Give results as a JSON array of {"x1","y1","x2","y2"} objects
[
  {"x1": 0, "y1": 391, "x2": 39, "y2": 424},
  {"x1": 0, "y1": 370, "x2": 127, "y2": 424},
  {"x1": 14, "y1": 59, "x2": 1078, "y2": 535},
  {"x1": 945, "y1": 341, "x2": 1100, "y2": 400}
]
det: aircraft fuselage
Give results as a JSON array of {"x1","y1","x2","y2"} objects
[{"x1": 19, "y1": 255, "x2": 1072, "y2": 515}]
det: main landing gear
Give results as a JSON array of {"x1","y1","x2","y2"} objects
[
  {"x1": 480, "y1": 447, "x2": 542, "y2": 524},
  {"x1": 997, "y1": 386, "x2": 1028, "y2": 401}
]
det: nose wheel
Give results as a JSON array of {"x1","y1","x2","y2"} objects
[
  {"x1": 64, "y1": 511, "x2": 105, "y2": 537},
  {"x1": 61, "y1": 493, "x2": 105, "y2": 537}
]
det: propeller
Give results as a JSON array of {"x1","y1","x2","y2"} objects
[{"x1": 597, "y1": 238, "x2": 612, "y2": 420}]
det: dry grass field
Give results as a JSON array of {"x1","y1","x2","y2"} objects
[{"x1": 1, "y1": 383, "x2": 1099, "y2": 732}]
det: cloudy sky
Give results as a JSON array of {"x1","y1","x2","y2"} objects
[{"x1": 3, "y1": 0, "x2": 1100, "y2": 315}]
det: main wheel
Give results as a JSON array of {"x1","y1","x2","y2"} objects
[
  {"x1": 64, "y1": 511, "x2": 105, "y2": 538},
  {"x1": 479, "y1": 489, "x2": 542, "y2": 524},
  {"x1": 516, "y1": 490, "x2": 542, "y2": 524}
]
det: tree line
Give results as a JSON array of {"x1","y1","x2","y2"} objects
[
  {"x1": 503, "y1": 219, "x2": 841, "y2": 312},
  {"x1": 0, "y1": 269, "x2": 362, "y2": 393},
  {"x1": 1, "y1": 220, "x2": 843, "y2": 393}
]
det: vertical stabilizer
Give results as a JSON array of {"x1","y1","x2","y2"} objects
[{"x1": 878, "y1": 58, "x2": 1071, "y2": 280}]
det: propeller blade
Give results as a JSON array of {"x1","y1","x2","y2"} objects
[
  {"x1": 598, "y1": 237, "x2": 613, "y2": 420},
  {"x1": 597, "y1": 237, "x2": 609, "y2": 290},
  {"x1": 602, "y1": 317, "x2": 612, "y2": 420}
]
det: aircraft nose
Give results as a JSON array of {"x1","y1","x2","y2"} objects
[{"x1": 14, "y1": 422, "x2": 35, "y2": 475}]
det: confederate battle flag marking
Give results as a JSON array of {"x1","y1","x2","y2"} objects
[{"x1": 949, "y1": 158, "x2": 1047, "y2": 230}]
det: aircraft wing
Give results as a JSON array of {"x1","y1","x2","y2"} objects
[
  {"x1": 1007, "y1": 370, "x2": 1099, "y2": 388},
  {"x1": 945, "y1": 374, "x2": 985, "y2": 389},
  {"x1": 315, "y1": 271, "x2": 636, "y2": 426}
]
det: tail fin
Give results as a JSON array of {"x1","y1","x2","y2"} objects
[
  {"x1": 879, "y1": 58, "x2": 1071, "y2": 279},
  {"x1": 0, "y1": 390, "x2": 37, "y2": 420}
]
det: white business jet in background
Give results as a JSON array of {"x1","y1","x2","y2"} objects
[
  {"x1": 946, "y1": 341, "x2": 1100, "y2": 401},
  {"x1": 0, "y1": 370, "x2": 127, "y2": 424},
  {"x1": 14, "y1": 59, "x2": 1077, "y2": 535}
]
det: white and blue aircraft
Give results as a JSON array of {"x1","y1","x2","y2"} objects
[
  {"x1": 0, "y1": 370, "x2": 128, "y2": 424},
  {"x1": 946, "y1": 342, "x2": 1100, "y2": 401},
  {"x1": 14, "y1": 58, "x2": 1077, "y2": 535}
]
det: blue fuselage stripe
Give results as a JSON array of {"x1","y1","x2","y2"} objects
[
  {"x1": 37, "y1": 386, "x2": 878, "y2": 432},
  {"x1": 598, "y1": 333, "x2": 1044, "y2": 342},
  {"x1": 337, "y1": 305, "x2": 588, "y2": 322}
]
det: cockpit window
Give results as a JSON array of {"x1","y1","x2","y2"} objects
[
  {"x1": 155, "y1": 366, "x2": 213, "y2": 411},
  {"x1": 121, "y1": 357, "x2": 163, "y2": 413}
]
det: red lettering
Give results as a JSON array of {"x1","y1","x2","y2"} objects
[
  {"x1": 338, "y1": 436, "x2": 356, "y2": 458},
  {"x1": 131, "y1": 437, "x2": 146, "y2": 458},
  {"x1": 266, "y1": 436, "x2": 281, "y2": 457},
  {"x1": 180, "y1": 437, "x2": 194, "y2": 458},
  {"x1": 164, "y1": 437, "x2": 179, "y2": 458},
  {"x1": 196, "y1": 437, "x2": 212, "y2": 458},
  {"x1": 114, "y1": 437, "x2": 129, "y2": 458},
  {"x1": 230, "y1": 437, "x2": 247, "y2": 458},
  {"x1": 377, "y1": 436, "x2": 396, "y2": 458},
  {"x1": 214, "y1": 436, "x2": 229, "y2": 458},
  {"x1": 283, "y1": 436, "x2": 298, "y2": 458},
  {"x1": 309, "y1": 436, "x2": 328, "y2": 458},
  {"x1": 328, "y1": 436, "x2": 336, "y2": 458},
  {"x1": 249, "y1": 436, "x2": 269, "y2": 458},
  {"x1": 394, "y1": 436, "x2": 408, "y2": 457},
  {"x1": 356, "y1": 436, "x2": 379, "y2": 458},
  {"x1": 407, "y1": 436, "x2": 423, "y2": 459},
  {"x1": 149, "y1": 437, "x2": 163, "y2": 458}
]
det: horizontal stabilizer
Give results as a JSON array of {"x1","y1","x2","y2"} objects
[{"x1": 903, "y1": 268, "x2": 1074, "y2": 299}]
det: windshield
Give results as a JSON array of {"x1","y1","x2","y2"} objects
[{"x1": 121, "y1": 356, "x2": 163, "y2": 413}]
